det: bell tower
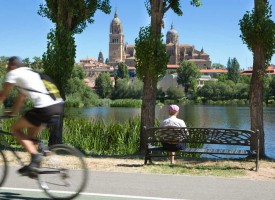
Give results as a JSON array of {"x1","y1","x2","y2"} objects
[{"x1": 109, "y1": 9, "x2": 124, "y2": 66}]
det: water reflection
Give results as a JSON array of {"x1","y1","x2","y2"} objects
[
  {"x1": 82, "y1": 105, "x2": 275, "y2": 158},
  {"x1": 83, "y1": 107, "x2": 141, "y2": 122}
]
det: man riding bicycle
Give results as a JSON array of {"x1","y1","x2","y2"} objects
[{"x1": 0, "y1": 56, "x2": 64, "y2": 175}]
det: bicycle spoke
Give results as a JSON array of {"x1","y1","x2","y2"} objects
[{"x1": 37, "y1": 144, "x2": 88, "y2": 200}]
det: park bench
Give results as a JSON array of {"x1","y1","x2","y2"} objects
[{"x1": 144, "y1": 127, "x2": 259, "y2": 171}]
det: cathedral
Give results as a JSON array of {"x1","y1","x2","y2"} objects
[{"x1": 108, "y1": 10, "x2": 211, "y2": 69}]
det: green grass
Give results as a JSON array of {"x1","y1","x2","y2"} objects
[
  {"x1": 141, "y1": 157, "x2": 249, "y2": 177},
  {"x1": 146, "y1": 164, "x2": 246, "y2": 177}
]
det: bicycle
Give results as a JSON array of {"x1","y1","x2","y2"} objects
[{"x1": 0, "y1": 115, "x2": 88, "y2": 200}]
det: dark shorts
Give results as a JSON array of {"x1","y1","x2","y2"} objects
[
  {"x1": 162, "y1": 143, "x2": 186, "y2": 151},
  {"x1": 24, "y1": 102, "x2": 64, "y2": 127}
]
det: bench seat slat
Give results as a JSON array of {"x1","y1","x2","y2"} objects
[{"x1": 148, "y1": 146, "x2": 256, "y2": 155}]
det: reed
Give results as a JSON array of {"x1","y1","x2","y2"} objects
[{"x1": 110, "y1": 99, "x2": 142, "y2": 108}]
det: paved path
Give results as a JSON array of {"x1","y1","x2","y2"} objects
[{"x1": 1, "y1": 167, "x2": 275, "y2": 200}]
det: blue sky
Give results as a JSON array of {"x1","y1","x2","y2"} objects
[{"x1": 0, "y1": 0, "x2": 274, "y2": 69}]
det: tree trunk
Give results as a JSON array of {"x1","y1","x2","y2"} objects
[
  {"x1": 140, "y1": 76, "x2": 158, "y2": 151},
  {"x1": 48, "y1": 115, "x2": 64, "y2": 146},
  {"x1": 150, "y1": 0, "x2": 163, "y2": 35},
  {"x1": 139, "y1": 0, "x2": 164, "y2": 151},
  {"x1": 250, "y1": 45, "x2": 266, "y2": 157}
]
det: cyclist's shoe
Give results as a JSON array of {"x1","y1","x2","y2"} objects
[{"x1": 18, "y1": 153, "x2": 42, "y2": 177}]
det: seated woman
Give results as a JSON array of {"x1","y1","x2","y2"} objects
[{"x1": 160, "y1": 105, "x2": 186, "y2": 164}]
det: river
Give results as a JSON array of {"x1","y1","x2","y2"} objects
[{"x1": 82, "y1": 104, "x2": 275, "y2": 159}]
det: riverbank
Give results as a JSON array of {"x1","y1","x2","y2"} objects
[{"x1": 3, "y1": 151, "x2": 275, "y2": 180}]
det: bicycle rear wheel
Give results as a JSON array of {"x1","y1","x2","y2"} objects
[
  {"x1": 37, "y1": 144, "x2": 88, "y2": 200},
  {"x1": 0, "y1": 150, "x2": 8, "y2": 187}
]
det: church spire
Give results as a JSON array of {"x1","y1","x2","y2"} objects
[
  {"x1": 171, "y1": 22, "x2": 174, "y2": 30},
  {"x1": 114, "y1": 8, "x2": 118, "y2": 18}
]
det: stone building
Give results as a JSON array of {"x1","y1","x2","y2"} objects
[{"x1": 108, "y1": 11, "x2": 211, "y2": 69}]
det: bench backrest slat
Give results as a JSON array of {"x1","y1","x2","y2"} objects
[{"x1": 145, "y1": 127, "x2": 257, "y2": 146}]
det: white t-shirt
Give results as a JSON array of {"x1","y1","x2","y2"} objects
[
  {"x1": 160, "y1": 115, "x2": 186, "y2": 128},
  {"x1": 5, "y1": 67, "x2": 63, "y2": 108}
]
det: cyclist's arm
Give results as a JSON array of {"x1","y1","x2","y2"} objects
[
  {"x1": 10, "y1": 92, "x2": 26, "y2": 115},
  {"x1": 0, "y1": 82, "x2": 14, "y2": 102}
]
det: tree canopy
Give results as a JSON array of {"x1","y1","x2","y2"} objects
[
  {"x1": 177, "y1": 60, "x2": 201, "y2": 94},
  {"x1": 227, "y1": 57, "x2": 240, "y2": 83},
  {"x1": 38, "y1": 0, "x2": 111, "y2": 34}
]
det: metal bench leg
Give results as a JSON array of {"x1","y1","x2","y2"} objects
[{"x1": 256, "y1": 153, "x2": 259, "y2": 172}]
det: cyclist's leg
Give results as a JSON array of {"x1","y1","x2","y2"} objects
[
  {"x1": 11, "y1": 117, "x2": 43, "y2": 174},
  {"x1": 11, "y1": 117, "x2": 40, "y2": 155}
]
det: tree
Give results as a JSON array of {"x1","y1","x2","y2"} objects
[
  {"x1": 212, "y1": 63, "x2": 226, "y2": 69},
  {"x1": 135, "y1": 0, "x2": 201, "y2": 151},
  {"x1": 135, "y1": 25, "x2": 169, "y2": 151},
  {"x1": 227, "y1": 57, "x2": 240, "y2": 83},
  {"x1": 71, "y1": 64, "x2": 85, "y2": 79},
  {"x1": 177, "y1": 60, "x2": 201, "y2": 95},
  {"x1": 0, "y1": 56, "x2": 9, "y2": 77},
  {"x1": 22, "y1": 58, "x2": 30, "y2": 67},
  {"x1": 115, "y1": 62, "x2": 129, "y2": 80},
  {"x1": 38, "y1": 0, "x2": 111, "y2": 145},
  {"x1": 39, "y1": 0, "x2": 111, "y2": 98},
  {"x1": 39, "y1": 0, "x2": 111, "y2": 142},
  {"x1": 95, "y1": 72, "x2": 112, "y2": 98},
  {"x1": 105, "y1": 58, "x2": 109, "y2": 64},
  {"x1": 166, "y1": 86, "x2": 184, "y2": 100},
  {"x1": 240, "y1": 0, "x2": 275, "y2": 157},
  {"x1": 30, "y1": 56, "x2": 43, "y2": 71}
]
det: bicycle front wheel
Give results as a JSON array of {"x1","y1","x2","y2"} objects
[
  {"x1": 37, "y1": 144, "x2": 88, "y2": 200},
  {"x1": 0, "y1": 150, "x2": 8, "y2": 187}
]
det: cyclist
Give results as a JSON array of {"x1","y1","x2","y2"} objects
[{"x1": 0, "y1": 56, "x2": 64, "y2": 175}]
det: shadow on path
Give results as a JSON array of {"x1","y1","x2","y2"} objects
[
  {"x1": 117, "y1": 163, "x2": 144, "y2": 167},
  {"x1": 0, "y1": 192, "x2": 50, "y2": 200}
]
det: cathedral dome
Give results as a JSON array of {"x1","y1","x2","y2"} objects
[
  {"x1": 166, "y1": 24, "x2": 178, "y2": 44},
  {"x1": 110, "y1": 10, "x2": 123, "y2": 34}
]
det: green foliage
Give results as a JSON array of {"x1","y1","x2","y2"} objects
[
  {"x1": 0, "y1": 56, "x2": 8, "y2": 77},
  {"x1": 145, "y1": 0, "x2": 202, "y2": 16},
  {"x1": 22, "y1": 58, "x2": 30, "y2": 67},
  {"x1": 177, "y1": 60, "x2": 201, "y2": 94},
  {"x1": 227, "y1": 57, "x2": 240, "y2": 83},
  {"x1": 110, "y1": 99, "x2": 142, "y2": 108},
  {"x1": 95, "y1": 72, "x2": 112, "y2": 98},
  {"x1": 115, "y1": 62, "x2": 129, "y2": 80},
  {"x1": 65, "y1": 77, "x2": 99, "y2": 107},
  {"x1": 30, "y1": 57, "x2": 44, "y2": 72},
  {"x1": 212, "y1": 73, "x2": 228, "y2": 82},
  {"x1": 263, "y1": 75, "x2": 275, "y2": 104},
  {"x1": 166, "y1": 86, "x2": 184, "y2": 100},
  {"x1": 198, "y1": 80, "x2": 249, "y2": 101},
  {"x1": 3, "y1": 88, "x2": 19, "y2": 107},
  {"x1": 60, "y1": 117, "x2": 140, "y2": 155},
  {"x1": 38, "y1": 0, "x2": 111, "y2": 34},
  {"x1": 1, "y1": 116, "x2": 141, "y2": 155},
  {"x1": 39, "y1": 0, "x2": 111, "y2": 99},
  {"x1": 239, "y1": 1, "x2": 275, "y2": 65},
  {"x1": 238, "y1": 75, "x2": 251, "y2": 84},
  {"x1": 71, "y1": 64, "x2": 85, "y2": 79},
  {"x1": 105, "y1": 58, "x2": 109, "y2": 64},
  {"x1": 112, "y1": 78, "x2": 143, "y2": 99},
  {"x1": 42, "y1": 27, "x2": 76, "y2": 99},
  {"x1": 135, "y1": 26, "x2": 169, "y2": 81},
  {"x1": 212, "y1": 63, "x2": 226, "y2": 69}
]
